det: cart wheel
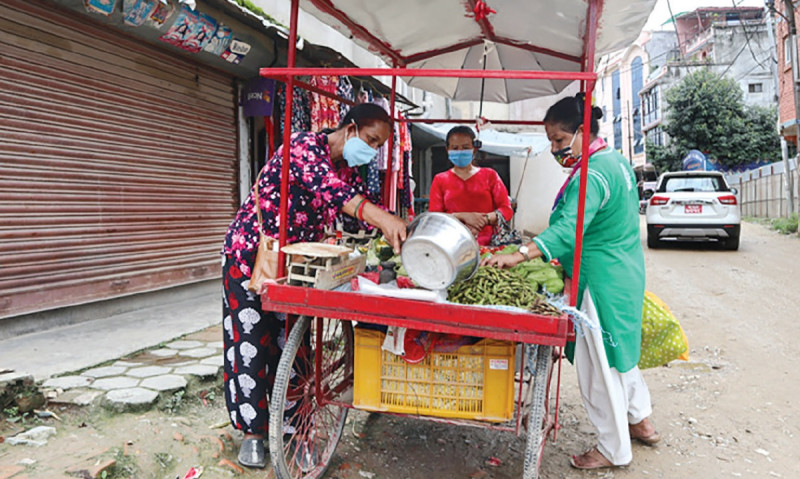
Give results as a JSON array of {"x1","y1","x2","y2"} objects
[
  {"x1": 522, "y1": 344, "x2": 554, "y2": 479},
  {"x1": 268, "y1": 316, "x2": 353, "y2": 479}
]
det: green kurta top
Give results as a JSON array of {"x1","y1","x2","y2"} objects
[{"x1": 533, "y1": 147, "x2": 645, "y2": 372}]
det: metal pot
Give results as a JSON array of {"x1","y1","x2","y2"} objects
[{"x1": 401, "y1": 212, "x2": 480, "y2": 290}]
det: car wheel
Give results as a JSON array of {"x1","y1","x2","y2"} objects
[
  {"x1": 723, "y1": 234, "x2": 740, "y2": 251},
  {"x1": 647, "y1": 233, "x2": 661, "y2": 249}
]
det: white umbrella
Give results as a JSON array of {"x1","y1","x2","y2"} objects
[
  {"x1": 404, "y1": 41, "x2": 577, "y2": 103},
  {"x1": 298, "y1": 0, "x2": 658, "y2": 103}
]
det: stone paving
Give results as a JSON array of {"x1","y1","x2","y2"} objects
[{"x1": 40, "y1": 327, "x2": 223, "y2": 410}]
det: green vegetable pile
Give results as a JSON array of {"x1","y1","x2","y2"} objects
[
  {"x1": 509, "y1": 258, "x2": 565, "y2": 294},
  {"x1": 448, "y1": 266, "x2": 542, "y2": 308}
]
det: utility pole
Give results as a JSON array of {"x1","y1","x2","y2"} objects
[
  {"x1": 627, "y1": 100, "x2": 634, "y2": 165},
  {"x1": 783, "y1": 0, "x2": 800, "y2": 214}
]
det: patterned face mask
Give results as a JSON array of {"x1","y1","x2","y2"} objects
[{"x1": 552, "y1": 130, "x2": 580, "y2": 167}]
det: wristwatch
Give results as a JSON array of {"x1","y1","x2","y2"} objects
[{"x1": 519, "y1": 244, "x2": 531, "y2": 261}]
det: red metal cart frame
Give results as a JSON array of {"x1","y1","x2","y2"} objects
[{"x1": 256, "y1": 1, "x2": 602, "y2": 478}]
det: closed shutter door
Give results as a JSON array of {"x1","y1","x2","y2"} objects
[{"x1": 0, "y1": 0, "x2": 238, "y2": 319}]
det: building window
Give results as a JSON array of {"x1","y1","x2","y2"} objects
[
  {"x1": 748, "y1": 83, "x2": 763, "y2": 93},
  {"x1": 786, "y1": 36, "x2": 792, "y2": 65},
  {"x1": 646, "y1": 127, "x2": 665, "y2": 147},
  {"x1": 612, "y1": 69, "x2": 621, "y2": 150}
]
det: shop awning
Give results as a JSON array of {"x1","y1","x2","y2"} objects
[{"x1": 411, "y1": 123, "x2": 551, "y2": 158}]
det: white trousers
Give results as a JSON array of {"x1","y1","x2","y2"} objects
[{"x1": 574, "y1": 289, "x2": 652, "y2": 465}]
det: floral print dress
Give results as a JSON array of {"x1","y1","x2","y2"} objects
[
  {"x1": 223, "y1": 131, "x2": 363, "y2": 276},
  {"x1": 221, "y1": 131, "x2": 364, "y2": 435}
]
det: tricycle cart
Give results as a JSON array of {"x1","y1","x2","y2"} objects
[{"x1": 256, "y1": 1, "x2": 656, "y2": 477}]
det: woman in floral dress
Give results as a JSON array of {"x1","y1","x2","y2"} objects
[{"x1": 221, "y1": 103, "x2": 406, "y2": 468}]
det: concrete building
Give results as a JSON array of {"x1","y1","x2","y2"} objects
[
  {"x1": 775, "y1": 4, "x2": 800, "y2": 150},
  {"x1": 640, "y1": 6, "x2": 775, "y2": 157},
  {"x1": 595, "y1": 33, "x2": 650, "y2": 166}
]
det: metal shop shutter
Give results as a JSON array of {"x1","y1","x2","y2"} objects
[{"x1": 0, "y1": 0, "x2": 238, "y2": 319}]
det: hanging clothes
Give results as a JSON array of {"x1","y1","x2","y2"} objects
[
  {"x1": 336, "y1": 76, "x2": 355, "y2": 119},
  {"x1": 274, "y1": 81, "x2": 312, "y2": 144},
  {"x1": 400, "y1": 151, "x2": 413, "y2": 209},
  {"x1": 310, "y1": 75, "x2": 340, "y2": 131},
  {"x1": 372, "y1": 96, "x2": 390, "y2": 170}
]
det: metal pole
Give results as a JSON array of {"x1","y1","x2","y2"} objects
[
  {"x1": 570, "y1": 0, "x2": 600, "y2": 309},
  {"x1": 626, "y1": 100, "x2": 633, "y2": 165},
  {"x1": 479, "y1": 45, "x2": 488, "y2": 118},
  {"x1": 276, "y1": 0, "x2": 299, "y2": 277},
  {"x1": 260, "y1": 67, "x2": 596, "y2": 81},
  {"x1": 781, "y1": 138, "x2": 793, "y2": 214}
]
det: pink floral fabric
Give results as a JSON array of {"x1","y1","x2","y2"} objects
[
  {"x1": 310, "y1": 75, "x2": 340, "y2": 131},
  {"x1": 223, "y1": 132, "x2": 361, "y2": 275}
]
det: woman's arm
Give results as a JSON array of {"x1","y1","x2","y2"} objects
[
  {"x1": 489, "y1": 170, "x2": 514, "y2": 225},
  {"x1": 483, "y1": 171, "x2": 607, "y2": 269},
  {"x1": 342, "y1": 195, "x2": 407, "y2": 253}
]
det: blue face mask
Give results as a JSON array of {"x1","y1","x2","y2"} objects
[
  {"x1": 448, "y1": 149, "x2": 473, "y2": 168},
  {"x1": 343, "y1": 123, "x2": 378, "y2": 167}
]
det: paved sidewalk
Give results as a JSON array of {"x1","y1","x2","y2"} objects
[
  {"x1": 41, "y1": 326, "x2": 224, "y2": 410},
  {"x1": 0, "y1": 286, "x2": 222, "y2": 409}
]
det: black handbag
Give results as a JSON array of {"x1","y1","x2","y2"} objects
[{"x1": 489, "y1": 209, "x2": 522, "y2": 246}]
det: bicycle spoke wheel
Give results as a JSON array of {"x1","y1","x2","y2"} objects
[
  {"x1": 522, "y1": 344, "x2": 554, "y2": 479},
  {"x1": 268, "y1": 316, "x2": 354, "y2": 479}
]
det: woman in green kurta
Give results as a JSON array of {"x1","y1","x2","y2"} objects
[{"x1": 485, "y1": 94, "x2": 659, "y2": 469}]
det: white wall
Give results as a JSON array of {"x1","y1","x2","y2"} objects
[{"x1": 510, "y1": 150, "x2": 568, "y2": 235}]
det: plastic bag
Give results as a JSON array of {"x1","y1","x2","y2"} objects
[{"x1": 639, "y1": 291, "x2": 689, "y2": 369}]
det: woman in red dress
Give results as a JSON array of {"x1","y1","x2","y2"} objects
[{"x1": 428, "y1": 126, "x2": 514, "y2": 245}]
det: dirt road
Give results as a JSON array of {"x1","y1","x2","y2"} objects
[{"x1": 1, "y1": 220, "x2": 798, "y2": 478}]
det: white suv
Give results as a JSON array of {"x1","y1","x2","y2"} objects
[{"x1": 645, "y1": 171, "x2": 741, "y2": 250}]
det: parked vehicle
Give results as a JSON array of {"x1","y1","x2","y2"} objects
[{"x1": 645, "y1": 171, "x2": 741, "y2": 250}]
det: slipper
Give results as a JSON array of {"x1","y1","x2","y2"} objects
[
  {"x1": 629, "y1": 421, "x2": 661, "y2": 446},
  {"x1": 569, "y1": 447, "x2": 618, "y2": 470},
  {"x1": 238, "y1": 437, "x2": 266, "y2": 469},
  {"x1": 631, "y1": 429, "x2": 661, "y2": 446}
]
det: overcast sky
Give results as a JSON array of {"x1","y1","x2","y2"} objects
[{"x1": 644, "y1": 0, "x2": 766, "y2": 30}]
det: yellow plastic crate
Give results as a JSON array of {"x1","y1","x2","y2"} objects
[{"x1": 353, "y1": 328, "x2": 516, "y2": 422}]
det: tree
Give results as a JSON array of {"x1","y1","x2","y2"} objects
[{"x1": 650, "y1": 69, "x2": 781, "y2": 171}]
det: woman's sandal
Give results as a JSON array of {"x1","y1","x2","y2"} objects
[
  {"x1": 630, "y1": 429, "x2": 661, "y2": 446},
  {"x1": 569, "y1": 446, "x2": 623, "y2": 470},
  {"x1": 238, "y1": 437, "x2": 267, "y2": 469},
  {"x1": 629, "y1": 421, "x2": 661, "y2": 446}
]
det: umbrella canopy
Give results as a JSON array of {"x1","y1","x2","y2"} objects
[
  {"x1": 404, "y1": 42, "x2": 577, "y2": 103},
  {"x1": 298, "y1": 0, "x2": 658, "y2": 102}
]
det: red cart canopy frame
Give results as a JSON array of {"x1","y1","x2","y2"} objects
[
  {"x1": 258, "y1": 0, "x2": 606, "y2": 450},
  {"x1": 266, "y1": 0, "x2": 601, "y2": 309}
]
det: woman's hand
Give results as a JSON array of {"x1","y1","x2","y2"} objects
[
  {"x1": 343, "y1": 195, "x2": 408, "y2": 253},
  {"x1": 455, "y1": 212, "x2": 489, "y2": 233},
  {"x1": 481, "y1": 251, "x2": 524, "y2": 269},
  {"x1": 378, "y1": 214, "x2": 408, "y2": 254}
]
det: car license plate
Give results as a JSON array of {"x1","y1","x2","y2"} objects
[{"x1": 684, "y1": 204, "x2": 703, "y2": 214}]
